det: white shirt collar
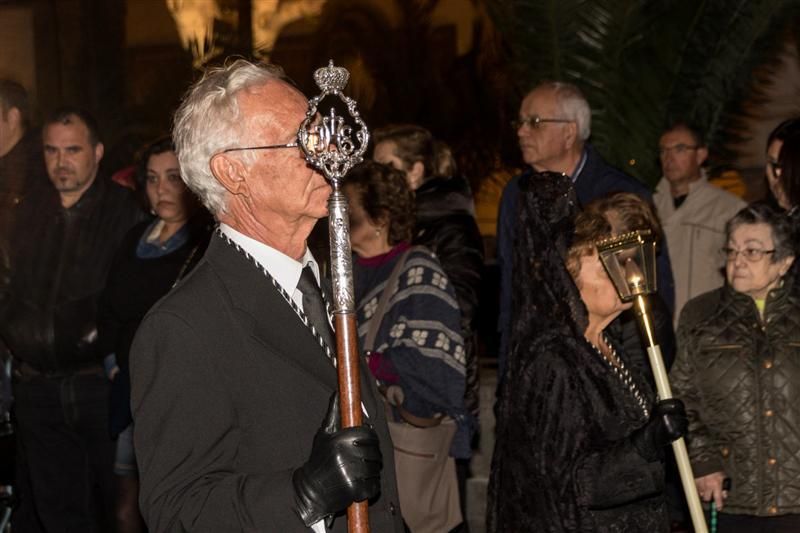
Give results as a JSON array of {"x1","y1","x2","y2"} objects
[{"x1": 219, "y1": 223, "x2": 320, "y2": 298}]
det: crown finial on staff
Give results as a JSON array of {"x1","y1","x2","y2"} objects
[{"x1": 314, "y1": 60, "x2": 350, "y2": 94}]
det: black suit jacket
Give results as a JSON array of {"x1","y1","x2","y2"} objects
[{"x1": 130, "y1": 234, "x2": 403, "y2": 532}]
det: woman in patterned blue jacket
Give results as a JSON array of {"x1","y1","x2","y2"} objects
[{"x1": 344, "y1": 161, "x2": 472, "y2": 460}]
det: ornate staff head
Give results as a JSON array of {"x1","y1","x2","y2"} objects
[
  {"x1": 296, "y1": 60, "x2": 370, "y2": 186},
  {"x1": 295, "y1": 60, "x2": 368, "y2": 315}
]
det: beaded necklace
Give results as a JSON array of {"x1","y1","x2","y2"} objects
[{"x1": 592, "y1": 336, "x2": 649, "y2": 418}]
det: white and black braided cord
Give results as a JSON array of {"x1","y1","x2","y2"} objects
[{"x1": 217, "y1": 228, "x2": 337, "y2": 366}]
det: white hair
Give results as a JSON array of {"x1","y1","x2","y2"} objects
[
  {"x1": 536, "y1": 81, "x2": 592, "y2": 142},
  {"x1": 172, "y1": 59, "x2": 287, "y2": 214}
]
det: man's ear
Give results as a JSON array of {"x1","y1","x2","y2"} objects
[
  {"x1": 7, "y1": 107, "x2": 22, "y2": 130},
  {"x1": 696, "y1": 146, "x2": 709, "y2": 166},
  {"x1": 210, "y1": 153, "x2": 249, "y2": 196},
  {"x1": 563, "y1": 122, "x2": 579, "y2": 151},
  {"x1": 780, "y1": 255, "x2": 795, "y2": 277},
  {"x1": 94, "y1": 142, "x2": 104, "y2": 165},
  {"x1": 407, "y1": 161, "x2": 425, "y2": 191}
]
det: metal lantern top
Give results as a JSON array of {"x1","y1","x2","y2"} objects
[
  {"x1": 296, "y1": 60, "x2": 369, "y2": 184},
  {"x1": 595, "y1": 229, "x2": 658, "y2": 302}
]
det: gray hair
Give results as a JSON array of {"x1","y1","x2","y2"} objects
[
  {"x1": 726, "y1": 202, "x2": 796, "y2": 261},
  {"x1": 172, "y1": 59, "x2": 289, "y2": 214},
  {"x1": 535, "y1": 81, "x2": 592, "y2": 142}
]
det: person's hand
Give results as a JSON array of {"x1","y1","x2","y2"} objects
[
  {"x1": 631, "y1": 398, "x2": 688, "y2": 460},
  {"x1": 696, "y1": 471, "x2": 728, "y2": 510},
  {"x1": 292, "y1": 392, "x2": 382, "y2": 526}
]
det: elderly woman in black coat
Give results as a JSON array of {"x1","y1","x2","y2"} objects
[{"x1": 489, "y1": 172, "x2": 687, "y2": 532}]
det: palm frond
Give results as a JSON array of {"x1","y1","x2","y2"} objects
[
  {"x1": 489, "y1": 0, "x2": 798, "y2": 187},
  {"x1": 665, "y1": 1, "x2": 793, "y2": 164}
]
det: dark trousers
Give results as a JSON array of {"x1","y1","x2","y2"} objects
[
  {"x1": 12, "y1": 372, "x2": 114, "y2": 532},
  {"x1": 718, "y1": 512, "x2": 800, "y2": 532}
]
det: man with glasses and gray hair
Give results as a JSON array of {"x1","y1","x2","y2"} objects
[
  {"x1": 129, "y1": 59, "x2": 403, "y2": 532},
  {"x1": 495, "y1": 81, "x2": 673, "y2": 384},
  {"x1": 653, "y1": 120, "x2": 745, "y2": 321}
]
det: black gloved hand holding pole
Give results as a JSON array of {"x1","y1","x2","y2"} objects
[
  {"x1": 293, "y1": 392, "x2": 383, "y2": 527},
  {"x1": 631, "y1": 398, "x2": 688, "y2": 461}
]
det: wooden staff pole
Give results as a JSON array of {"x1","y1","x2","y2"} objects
[
  {"x1": 634, "y1": 295, "x2": 707, "y2": 533},
  {"x1": 300, "y1": 60, "x2": 373, "y2": 532},
  {"x1": 328, "y1": 186, "x2": 370, "y2": 533}
]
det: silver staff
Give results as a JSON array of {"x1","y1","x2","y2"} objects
[{"x1": 296, "y1": 60, "x2": 371, "y2": 533}]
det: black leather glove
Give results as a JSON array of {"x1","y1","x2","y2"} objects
[
  {"x1": 631, "y1": 398, "x2": 688, "y2": 461},
  {"x1": 293, "y1": 393, "x2": 383, "y2": 526}
]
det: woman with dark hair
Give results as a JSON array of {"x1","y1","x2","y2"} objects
[
  {"x1": 373, "y1": 126, "x2": 483, "y2": 521},
  {"x1": 765, "y1": 118, "x2": 800, "y2": 210},
  {"x1": 98, "y1": 136, "x2": 211, "y2": 533},
  {"x1": 344, "y1": 161, "x2": 471, "y2": 532},
  {"x1": 671, "y1": 202, "x2": 800, "y2": 532},
  {"x1": 774, "y1": 130, "x2": 800, "y2": 224},
  {"x1": 489, "y1": 172, "x2": 686, "y2": 532}
]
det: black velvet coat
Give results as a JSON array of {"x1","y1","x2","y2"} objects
[{"x1": 489, "y1": 172, "x2": 670, "y2": 532}]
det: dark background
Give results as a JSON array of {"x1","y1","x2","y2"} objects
[{"x1": 1, "y1": 0, "x2": 799, "y2": 243}]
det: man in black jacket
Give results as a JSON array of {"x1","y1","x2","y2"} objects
[
  {"x1": 0, "y1": 108, "x2": 143, "y2": 531},
  {"x1": 129, "y1": 60, "x2": 402, "y2": 532}
]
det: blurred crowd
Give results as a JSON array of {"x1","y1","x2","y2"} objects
[{"x1": 0, "y1": 63, "x2": 798, "y2": 533}]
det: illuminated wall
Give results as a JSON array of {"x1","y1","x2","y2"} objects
[{"x1": 0, "y1": 5, "x2": 36, "y2": 101}]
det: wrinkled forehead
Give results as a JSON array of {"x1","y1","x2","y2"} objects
[
  {"x1": 520, "y1": 87, "x2": 560, "y2": 116},
  {"x1": 729, "y1": 222, "x2": 774, "y2": 245},
  {"x1": 237, "y1": 80, "x2": 308, "y2": 138}
]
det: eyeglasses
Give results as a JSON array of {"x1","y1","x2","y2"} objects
[
  {"x1": 720, "y1": 247, "x2": 776, "y2": 262},
  {"x1": 658, "y1": 143, "x2": 699, "y2": 157},
  {"x1": 218, "y1": 124, "x2": 324, "y2": 156},
  {"x1": 220, "y1": 141, "x2": 298, "y2": 154},
  {"x1": 512, "y1": 115, "x2": 573, "y2": 130}
]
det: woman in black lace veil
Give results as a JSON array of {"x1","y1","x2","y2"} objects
[{"x1": 488, "y1": 172, "x2": 686, "y2": 532}]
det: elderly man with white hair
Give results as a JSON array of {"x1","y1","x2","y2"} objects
[
  {"x1": 130, "y1": 60, "x2": 403, "y2": 532},
  {"x1": 495, "y1": 81, "x2": 675, "y2": 387}
]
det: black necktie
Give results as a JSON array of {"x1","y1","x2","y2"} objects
[{"x1": 297, "y1": 265, "x2": 336, "y2": 354}]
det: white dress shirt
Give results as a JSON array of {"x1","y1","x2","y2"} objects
[{"x1": 219, "y1": 223, "x2": 321, "y2": 313}]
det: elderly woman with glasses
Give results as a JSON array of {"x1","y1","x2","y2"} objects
[{"x1": 671, "y1": 202, "x2": 800, "y2": 532}]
